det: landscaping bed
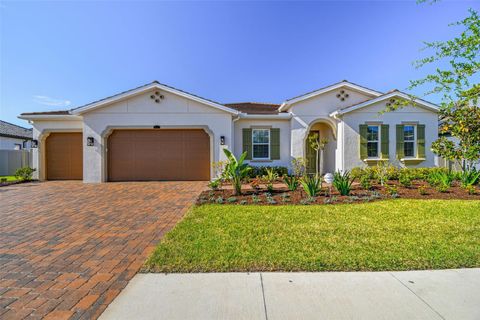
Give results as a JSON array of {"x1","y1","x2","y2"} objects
[
  {"x1": 198, "y1": 181, "x2": 480, "y2": 205},
  {"x1": 144, "y1": 199, "x2": 480, "y2": 272}
]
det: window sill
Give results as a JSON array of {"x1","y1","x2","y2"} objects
[
  {"x1": 400, "y1": 158, "x2": 425, "y2": 164},
  {"x1": 250, "y1": 159, "x2": 273, "y2": 163},
  {"x1": 363, "y1": 158, "x2": 389, "y2": 162}
]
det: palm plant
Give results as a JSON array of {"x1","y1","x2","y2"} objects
[
  {"x1": 300, "y1": 174, "x2": 322, "y2": 197},
  {"x1": 222, "y1": 149, "x2": 252, "y2": 195},
  {"x1": 283, "y1": 175, "x2": 299, "y2": 191},
  {"x1": 333, "y1": 170, "x2": 353, "y2": 196}
]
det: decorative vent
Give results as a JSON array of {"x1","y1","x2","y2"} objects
[
  {"x1": 385, "y1": 98, "x2": 397, "y2": 107},
  {"x1": 336, "y1": 90, "x2": 350, "y2": 101},
  {"x1": 150, "y1": 91, "x2": 165, "y2": 103}
]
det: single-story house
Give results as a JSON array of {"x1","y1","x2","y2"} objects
[
  {"x1": 19, "y1": 80, "x2": 439, "y2": 182},
  {"x1": 0, "y1": 120, "x2": 33, "y2": 150}
]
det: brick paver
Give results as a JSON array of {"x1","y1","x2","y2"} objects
[{"x1": 0, "y1": 181, "x2": 205, "y2": 319}]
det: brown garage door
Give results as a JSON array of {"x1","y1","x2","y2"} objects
[
  {"x1": 46, "y1": 132, "x2": 83, "y2": 180},
  {"x1": 108, "y1": 129, "x2": 210, "y2": 181}
]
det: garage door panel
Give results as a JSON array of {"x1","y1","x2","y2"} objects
[
  {"x1": 108, "y1": 129, "x2": 210, "y2": 181},
  {"x1": 46, "y1": 133, "x2": 83, "y2": 180}
]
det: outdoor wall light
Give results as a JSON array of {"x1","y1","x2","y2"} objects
[
  {"x1": 31, "y1": 139, "x2": 38, "y2": 148},
  {"x1": 87, "y1": 137, "x2": 94, "y2": 146},
  {"x1": 153, "y1": 125, "x2": 161, "y2": 129},
  {"x1": 220, "y1": 136, "x2": 225, "y2": 145}
]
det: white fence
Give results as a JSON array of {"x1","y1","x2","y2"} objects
[{"x1": 0, "y1": 150, "x2": 32, "y2": 176}]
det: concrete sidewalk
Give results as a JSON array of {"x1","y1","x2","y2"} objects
[{"x1": 99, "y1": 269, "x2": 480, "y2": 320}]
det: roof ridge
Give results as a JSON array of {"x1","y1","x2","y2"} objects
[{"x1": 0, "y1": 120, "x2": 31, "y2": 130}]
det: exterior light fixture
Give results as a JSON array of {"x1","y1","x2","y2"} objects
[
  {"x1": 220, "y1": 136, "x2": 225, "y2": 145},
  {"x1": 87, "y1": 137, "x2": 94, "y2": 146},
  {"x1": 153, "y1": 125, "x2": 160, "y2": 129},
  {"x1": 31, "y1": 139, "x2": 38, "y2": 148}
]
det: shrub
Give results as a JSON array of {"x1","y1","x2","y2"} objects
[
  {"x1": 239, "y1": 200, "x2": 248, "y2": 205},
  {"x1": 398, "y1": 171, "x2": 413, "y2": 188},
  {"x1": 283, "y1": 175, "x2": 299, "y2": 191},
  {"x1": 291, "y1": 158, "x2": 307, "y2": 177},
  {"x1": 323, "y1": 196, "x2": 337, "y2": 204},
  {"x1": 385, "y1": 185, "x2": 399, "y2": 198},
  {"x1": 372, "y1": 162, "x2": 397, "y2": 185},
  {"x1": 0, "y1": 177, "x2": 7, "y2": 183},
  {"x1": 262, "y1": 168, "x2": 279, "y2": 193},
  {"x1": 281, "y1": 193, "x2": 290, "y2": 203},
  {"x1": 207, "y1": 179, "x2": 221, "y2": 191},
  {"x1": 459, "y1": 169, "x2": 480, "y2": 188},
  {"x1": 248, "y1": 166, "x2": 288, "y2": 179},
  {"x1": 265, "y1": 193, "x2": 277, "y2": 204},
  {"x1": 300, "y1": 196, "x2": 316, "y2": 205},
  {"x1": 418, "y1": 185, "x2": 428, "y2": 195},
  {"x1": 215, "y1": 196, "x2": 224, "y2": 204},
  {"x1": 227, "y1": 197, "x2": 237, "y2": 203},
  {"x1": 300, "y1": 175, "x2": 322, "y2": 197},
  {"x1": 359, "y1": 175, "x2": 372, "y2": 190},
  {"x1": 428, "y1": 170, "x2": 454, "y2": 191},
  {"x1": 252, "y1": 194, "x2": 261, "y2": 203},
  {"x1": 333, "y1": 171, "x2": 353, "y2": 196},
  {"x1": 14, "y1": 167, "x2": 36, "y2": 181},
  {"x1": 350, "y1": 167, "x2": 366, "y2": 181},
  {"x1": 464, "y1": 185, "x2": 476, "y2": 195},
  {"x1": 222, "y1": 149, "x2": 252, "y2": 195}
]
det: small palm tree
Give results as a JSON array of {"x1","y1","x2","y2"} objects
[{"x1": 222, "y1": 149, "x2": 252, "y2": 195}]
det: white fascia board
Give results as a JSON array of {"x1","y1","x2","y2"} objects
[
  {"x1": 238, "y1": 113, "x2": 292, "y2": 120},
  {"x1": 336, "y1": 92, "x2": 440, "y2": 115},
  {"x1": 71, "y1": 83, "x2": 239, "y2": 115},
  {"x1": 18, "y1": 114, "x2": 83, "y2": 121},
  {"x1": 278, "y1": 82, "x2": 383, "y2": 112}
]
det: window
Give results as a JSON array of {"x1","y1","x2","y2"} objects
[
  {"x1": 252, "y1": 129, "x2": 270, "y2": 159},
  {"x1": 403, "y1": 125, "x2": 416, "y2": 157},
  {"x1": 23, "y1": 141, "x2": 28, "y2": 149},
  {"x1": 367, "y1": 125, "x2": 380, "y2": 158},
  {"x1": 14, "y1": 144, "x2": 22, "y2": 150}
]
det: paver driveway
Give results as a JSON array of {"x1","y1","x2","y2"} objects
[{"x1": 0, "y1": 181, "x2": 205, "y2": 320}]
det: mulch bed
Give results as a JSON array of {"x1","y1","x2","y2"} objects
[{"x1": 197, "y1": 180, "x2": 480, "y2": 205}]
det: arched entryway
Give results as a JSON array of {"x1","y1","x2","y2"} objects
[{"x1": 305, "y1": 120, "x2": 337, "y2": 175}]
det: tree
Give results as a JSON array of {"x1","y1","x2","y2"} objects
[
  {"x1": 308, "y1": 133, "x2": 329, "y2": 175},
  {"x1": 408, "y1": 7, "x2": 480, "y2": 171}
]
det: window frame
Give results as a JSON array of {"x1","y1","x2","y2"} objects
[
  {"x1": 403, "y1": 124, "x2": 417, "y2": 158},
  {"x1": 252, "y1": 128, "x2": 270, "y2": 160},
  {"x1": 366, "y1": 125, "x2": 381, "y2": 159}
]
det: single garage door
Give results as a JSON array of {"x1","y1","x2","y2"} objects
[
  {"x1": 46, "y1": 132, "x2": 83, "y2": 180},
  {"x1": 108, "y1": 129, "x2": 210, "y2": 181}
]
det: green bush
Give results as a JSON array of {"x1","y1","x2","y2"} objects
[
  {"x1": 283, "y1": 175, "x2": 299, "y2": 191},
  {"x1": 14, "y1": 167, "x2": 36, "y2": 181},
  {"x1": 333, "y1": 171, "x2": 354, "y2": 196},
  {"x1": 459, "y1": 169, "x2": 480, "y2": 188},
  {"x1": 207, "y1": 179, "x2": 221, "y2": 191},
  {"x1": 300, "y1": 175, "x2": 322, "y2": 197},
  {"x1": 398, "y1": 171, "x2": 413, "y2": 188},
  {"x1": 359, "y1": 175, "x2": 372, "y2": 190},
  {"x1": 248, "y1": 166, "x2": 288, "y2": 179}
]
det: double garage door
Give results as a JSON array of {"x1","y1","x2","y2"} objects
[
  {"x1": 45, "y1": 129, "x2": 210, "y2": 181},
  {"x1": 108, "y1": 129, "x2": 210, "y2": 181}
]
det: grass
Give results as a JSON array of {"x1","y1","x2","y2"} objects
[
  {"x1": 0, "y1": 176, "x2": 19, "y2": 182},
  {"x1": 144, "y1": 200, "x2": 480, "y2": 272}
]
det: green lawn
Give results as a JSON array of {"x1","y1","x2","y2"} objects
[
  {"x1": 144, "y1": 200, "x2": 480, "y2": 272},
  {"x1": 0, "y1": 176, "x2": 18, "y2": 182}
]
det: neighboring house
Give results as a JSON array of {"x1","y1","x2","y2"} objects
[
  {"x1": 19, "y1": 80, "x2": 439, "y2": 182},
  {"x1": 0, "y1": 120, "x2": 32, "y2": 150}
]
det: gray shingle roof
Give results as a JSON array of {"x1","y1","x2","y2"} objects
[
  {"x1": 224, "y1": 102, "x2": 281, "y2": 114},
  {"x1": 0, "y1": 120, "x2": 32, "y2": 140}
]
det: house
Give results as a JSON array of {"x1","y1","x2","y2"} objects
[
  {"x1": 18, "y1": 80, "x2": 439, "y2": 182},
  {"x1": 0, "y1": 120, "x2": 32, "y2": 150}
]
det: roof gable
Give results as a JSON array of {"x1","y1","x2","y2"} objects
[
  {"x1": 330, "y1": 91, "x2": 440, "y2": 117},
  {"x1": 279, "y1": 80, "x2": 383, "y2": 111},
  {"x1": 71, "y1": 81, "x2": 239, "y2": 115}
]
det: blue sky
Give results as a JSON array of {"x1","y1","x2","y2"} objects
[{"x1": 0, "y1": 0, "x2": 476, "y2": 127}]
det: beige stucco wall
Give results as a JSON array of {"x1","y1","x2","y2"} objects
[
  {"x1": 233, "y1": 118, "x2": 291, "y2": 169},
  {"x1": 341, "y1": 102, "x2": 439, "y2": 170},
  {"x1": 288, "y1": 87, "x2": 375, "y2": 171},
  {"x1": 82, "y1": 90, "x2": 233, "y2": 182}
]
